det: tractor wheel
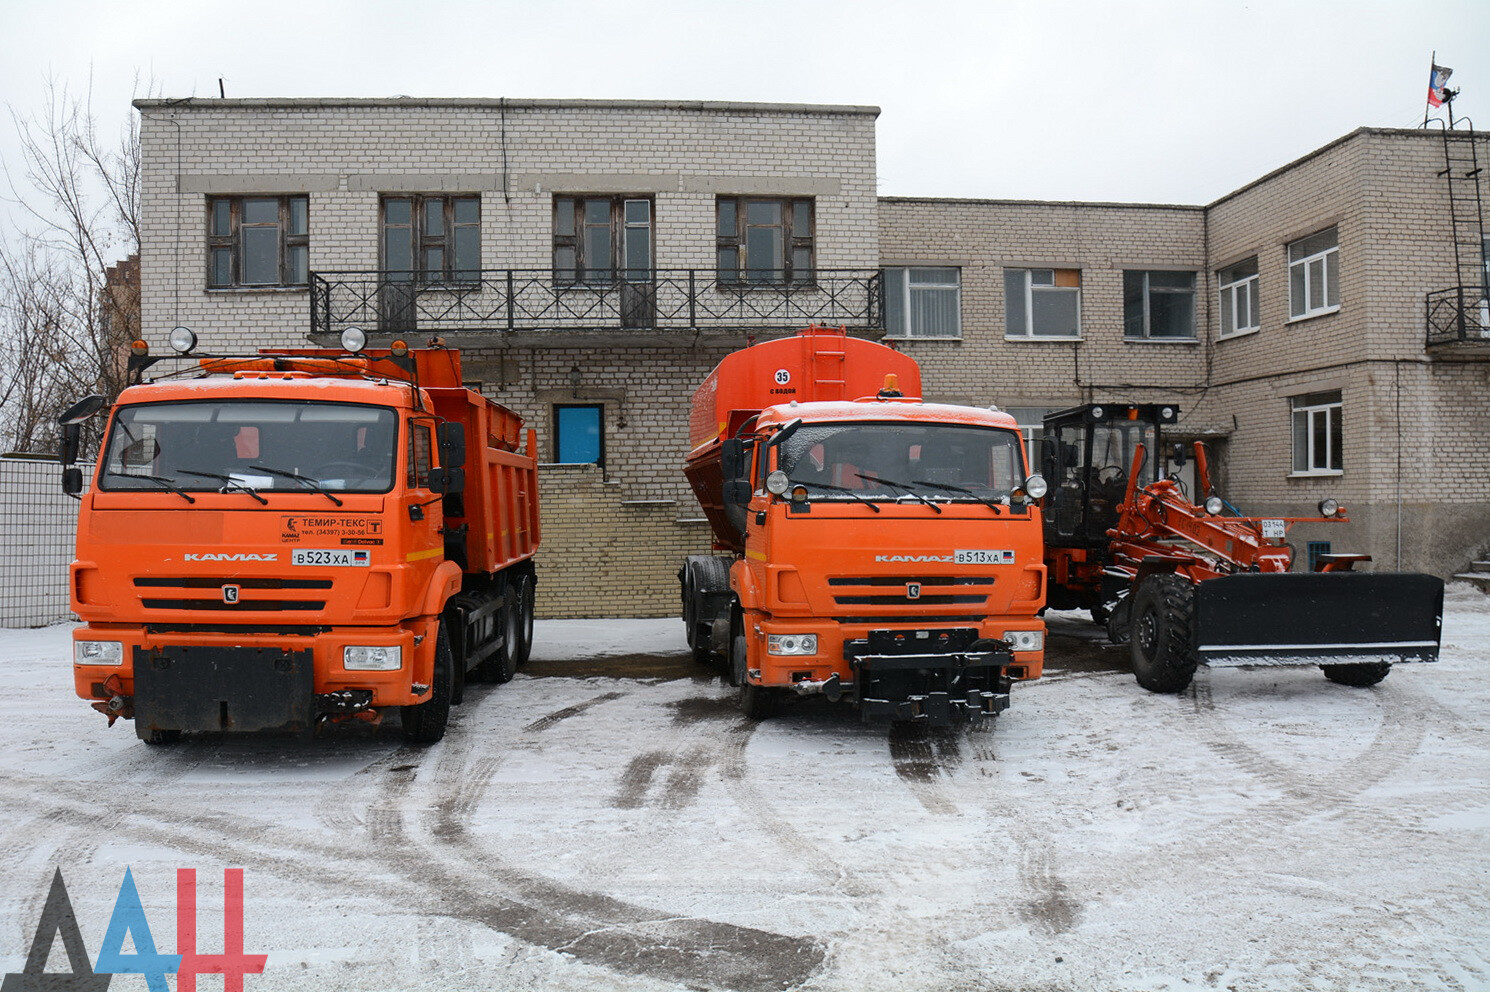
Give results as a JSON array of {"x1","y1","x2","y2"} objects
[
  {"x1": 402, "y1": 621, "x2": 453, "y2": 743},
  {"x1": 1321, "y1": 662, "x2": 1391, "y2": 687},
  {"x1": 1105, "y1": 596, "x2": 1133, "y2": 645},
  {"x1": 1130, "y1": 574, "x2": 1199, "y2": 693}
]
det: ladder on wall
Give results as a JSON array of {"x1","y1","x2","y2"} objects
[{"x1": 1437, "y1": 119, "x2": 1489, "y2": 339}]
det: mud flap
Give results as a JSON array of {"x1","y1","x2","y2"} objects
[
  {"x1": 133, "y1": 645, "x2": 315, "y2": 737},
  {"x1": 1193, "y1": 572, "x2": 1444, "y2": 667}
]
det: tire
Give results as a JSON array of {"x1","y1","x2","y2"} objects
[
  {"x1": 735, "y1": 632, "x2": 777, "y2": 719},
  {"x1": 1322, "y1": 661, "x2": 1392, "y2": 687},
  {"x1": 402, "y1": 621, "x2": 453, "y2": 743},
  {"x1": 686, "y1": 557, "x2": 731, "y2": 666},
  {"x1": 492, "y1": 591, "x2": 520, "y2": 684},
  {"x1": 1130, "y1": 574, "x2": 1199, "y2": 693},
  {"x1": 513, "y1": 573, "x2": 535, "y2": 668}
]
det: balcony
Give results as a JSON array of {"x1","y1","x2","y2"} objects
[
  {"x1": 309, "y1": 269, "x2": 884, "y2": 346},
  {"x1": 1426, "y1": 285, "x2": 1490, "y2": 348}
]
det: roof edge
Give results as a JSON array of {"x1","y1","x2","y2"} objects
[{"x1": 133, "y1": 96, "x2": 881, "y2": 117}]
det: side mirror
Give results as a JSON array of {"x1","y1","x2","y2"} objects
[
  {"x1": 61, "y1": 467, "x2": 84, "y2": 496},
  {"x1": 721, "y1": 438, "x2": 744, "y2": 480},
  {"x1": 1171, "y1": 442, "x2": 1187, "y2": 467},
  {"x1": 437, "y1": 422, "x2": 466, "y2": 469},
  {"x1": 59, "y1": 423, "x2": 82, "y2": 468},
  {"x1": 58, "y1": 394, "x2": 105, "y2": 427},
  {"x1": 428, "y1": 466, "x2": 466, "y2": 495}
]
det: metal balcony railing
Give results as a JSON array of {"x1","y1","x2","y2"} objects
[
  {"x1": 1426, "y1": 285, "x2": 1490, "y2": 346},
  {"x1": 310, "y1": 269, "x2": 884, "y2": 337}
]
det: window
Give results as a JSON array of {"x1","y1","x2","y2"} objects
[
  {"x1": 408, "y1": 422, "x2": 432, "y2": 489},
  {"x1": 1005, "y1": 407, "x2": 1055, "y2": 474},
  {"x1": 553, "y1": 196, "x2": 653, "y2": 285},
  {"x1": 207, "y1": 195, "x2": 308, "y2": 288},
  {"x1": 382, "y1": 195, "x2": 480, "y2": 284},
  {"x1": 1124, "y1": 270, "x2": 1197, "y2": 340},
  {"x1": 554, "y1": 405, "x2": 603, "y2": 464},
  {"x1": 884, "y1": 267, "x2": 961, "y2": 338},
  {"x1": 1217, "y1": 257, "x2": 1260, "y2": 338},
  {"x1": 1005, "y1": 269, "x2": 1081, "y2": 339},
  {"x1": 1288, "y1": 227, "x2": 1339, "y2": 319},
  {"x1": 1290, "y1": 391, "x2": 1342, "y2": 475},
  {"x1": 716, "y1": 197, "x2": 813, "y2": 284}
]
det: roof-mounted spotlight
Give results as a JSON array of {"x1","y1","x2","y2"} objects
[
  {"x1": 390, "y1": 339, "x2": 410, "y2": 358},
  {"x1": 130, "y1": 339, "x2": 149, "y2": 357},
  {"x1": 168, "y1": 326, "x2": 198, "y2": 354},
  {"x1": 340, "y1": 326, "x2": 367, "y2": 354}
]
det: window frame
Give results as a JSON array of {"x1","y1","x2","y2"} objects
[
  {"x1": 883, "y1": 266, "x2": 962, "y2": 339},
  {"x1": 715, "y1": 197, "x2": 814, "y2": 286},
  {"x1": 206, "y1": 195, "x2": 309, "y2": 289},
  {"x1": 381, "y1": 194, "x2": 481, "y2": 286},
  {"x1": 1287, "y1": 227, "x2": 1340, "y2": 321},
  {"x1": 1004, "y1": 268, "x2": 1083, "y2": 340},
  {"x1": 553, "y1": 404, "x2": 605, "y2": 466},
  {"x1": 552, "y1": 195, "x2": 654, "y2": 287},
  {"x1": 1123, "y1": 270, "x2": 1198, "y2": 341},
  {"x1": 1217, "y1": 257, "x2": 1261, "y2": 339},
  {"x1": 1289, "y1": 391, "x2": 1343, "y2": 477}
]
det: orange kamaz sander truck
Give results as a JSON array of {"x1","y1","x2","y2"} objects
[
  {"x1": 680, "y1": 325, "x2": 1047, "y2": 725},
  {"x1": 58, "y1": 330, "x2": 539, "y2": 744}
]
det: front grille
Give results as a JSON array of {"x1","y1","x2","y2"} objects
[
  {"x1": 134, "y1": 577, "x2": 332, "y2": 590},
  {"x1": 829, "y1": 574, "x2": 995, "y2": 609},
  {"x1": 140, "y1": 599, "x2": 326, "y2": 612},
  {"x1": 134, "y1": 576, "x2": 331, "y2": 612}
]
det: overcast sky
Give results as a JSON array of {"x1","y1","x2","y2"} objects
[{"x1": 2, "y1": 0, "x2": 1488, "y2": 216}]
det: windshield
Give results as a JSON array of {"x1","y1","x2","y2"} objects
[
  {"x1": 775, "y1": 422, "x2": 1025, "y2": 501},
  {"x1": 99, "y1": 400, "x2": 398, "y2": 493}
]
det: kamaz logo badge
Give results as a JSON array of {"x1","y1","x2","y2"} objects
[
  {"x1": 221, "y1": 584, "x2": 240, "y2": 604},
  {"x1": 183, "y1": 553, "x2": 278, "y2": 562},
  {"x1": 875, "y1": 554, "x2": 953, "y2": 563},
  {"x1": 906, "y1": 583, "x2": 922, "y2": 599}
]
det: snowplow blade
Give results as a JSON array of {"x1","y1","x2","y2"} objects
[{"x1": 1193, "y1": 572, "x2": 1443, "y2": 667}]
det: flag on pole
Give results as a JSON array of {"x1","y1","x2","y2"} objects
[{"x1": 1428, "y1": 64, "x2": 1453, "y2": 108}]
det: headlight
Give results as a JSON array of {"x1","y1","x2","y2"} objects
[
  {"x1": 766, "y1": 470, "x2": 790, "y2": 496},
  {"x1": 168, "y1": 326, "x2": 198, "y2": 354},
  {"x1": 1023, "y1": 474, "x2": 1048, "y2": 500},
  {"x1": 1318, "y1": 498, "x2": 1340, "y2": 518},
  {"x1": 344, "y1": 645, "x2": 402, "y2": 671},
  {"x1": 1204, "y1": 496, "x2": 1224, "y2": 515},
  {"x1": 767, "y1": 634, "x2": 818, "y2": 656},
  {"x1": 1004, "y1": 630, "x2": 1044, "y2": 652},
  {"x1": 340, "y1": 326, "x2": 368, "y2": 353},
  {"x1": 75, "y1": 641, "x2": 123, "y2": 666}
]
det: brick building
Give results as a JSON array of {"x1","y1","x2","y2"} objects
[{"x1": 131, "y1": 98, "x2": 1490, "y2": 616}]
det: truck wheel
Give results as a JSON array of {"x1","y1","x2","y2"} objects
[
  {"x1": 1321, "y1": 662, "x2": 1391, "y2": 687},
  {"x1": 1130, "y1": 574, "x2": 1199, "y2": 693},
  {"x1": 735, "y1": 633, "x2": 777, "y2": 719},
  {"x1": 513, "y1": 573, "x2": 535, "y2": 668},
  {"x1": 493, "y1": 593, "x2": 520, "y2": 684},
  {"x1": 402, "y1": 621, "x2": 452, "y2": 743}
]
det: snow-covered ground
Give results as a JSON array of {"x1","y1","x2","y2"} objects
[{"x1": 2, "y1": 589, "x2": 1488, "y2": 991}]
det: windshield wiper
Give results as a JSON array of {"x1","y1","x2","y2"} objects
[
  {"x1": 114, "y1": 473, "x2": 196, "y2": 503},
  {"x1": 854, "y1": 472, "x2": 942, "y2": 513},
  {"x1": 790, "y1": 480, "x2": 881, "y2": 513},
  {"x1": 912, "y1": 479, "x2": 1005, "y2": 514},
  {"x1": 177, "y1": 469, "x2": 268, "y2": 504},
  {"x1": 249, "y1": 464, "x2": 345, "y2": 506}
]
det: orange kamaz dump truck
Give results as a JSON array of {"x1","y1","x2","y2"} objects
[
  {"x1": 680, "y1": 325, "x2": 1047, "y2": 724},
  {"x1": 59, "y1": 334, "x2": 539, "y2": 744}
]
